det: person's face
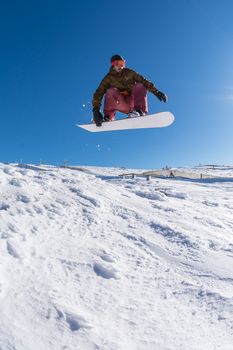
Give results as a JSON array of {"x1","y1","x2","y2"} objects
[{"x1": 112, "y1": 59, "x2": 126, "y2": 72}]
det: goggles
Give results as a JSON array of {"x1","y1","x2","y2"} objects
[{"x1": 111, "y1": 59, "x2": 126, "y2": 68}]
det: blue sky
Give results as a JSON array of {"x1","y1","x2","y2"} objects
[{"x1": 1, "y1": 0, "x2": 233, "y2": 169}]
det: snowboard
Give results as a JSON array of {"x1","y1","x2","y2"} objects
[{"x1": 77, "y1": 112, "x2": 175, "y2": 133}]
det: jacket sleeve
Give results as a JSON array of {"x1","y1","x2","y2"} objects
[
  {"x1": 92, "y1": 76, "x2": 110, "y2": 109},
  {"x1": 132, "y1": 70, "x2": 158, "y2": 94}
]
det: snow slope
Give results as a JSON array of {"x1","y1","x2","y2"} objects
[{"x1": 0, "y1": 163, "x2": 233, "y2": 350}]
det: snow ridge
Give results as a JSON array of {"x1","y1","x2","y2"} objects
[{"x1": 0, "y1": 163, "x2": 233, "y2": 350}]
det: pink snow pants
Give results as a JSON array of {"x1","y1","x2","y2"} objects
[{"x1": 103, "y1": 83, "x2": 148, "y2": 120}]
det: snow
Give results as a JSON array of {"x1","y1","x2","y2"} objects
[{"x1": 0, "y1": 163, "x2": 233, "y2": 350}]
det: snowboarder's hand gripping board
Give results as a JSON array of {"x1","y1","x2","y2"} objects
[{"x1": 77, "y1": 112, "x2": 175, "y2": 133}]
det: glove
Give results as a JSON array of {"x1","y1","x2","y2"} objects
[
  {"x1": 154, "y1": 90, "x2": 168, "y2": 102},
  {"x1": 92, "y1": 108, "x2": 103, "y2": 127}
]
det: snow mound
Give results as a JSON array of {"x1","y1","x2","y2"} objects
[{"x1": 0, "y1": 163, "x2": 233, "y2": 350}]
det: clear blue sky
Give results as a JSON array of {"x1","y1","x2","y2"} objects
[{"x1": 1, "y1": 0, "x2": 233, "y2": 168}]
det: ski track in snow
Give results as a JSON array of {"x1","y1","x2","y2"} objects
[{"x1": 0, "y1": 163, "x2": 233, "y2": 349}]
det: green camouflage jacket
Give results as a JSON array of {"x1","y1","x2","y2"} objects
[{"x1": 92, "y1": 67, "x2": 158, "y2": 109}]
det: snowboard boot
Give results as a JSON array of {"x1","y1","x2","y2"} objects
[
  {"x1": 135, "y1": 108, "x2": 147, "y2": 116},
  {"x1": 127, "y1": 110, "x2": 141, "y2": 118},
  {"x1": 103, "y1": 115, "x2": 111, "y2": 122},
  {"x1": 103, "y1": 111, "x2": 115, "y2": 122}
]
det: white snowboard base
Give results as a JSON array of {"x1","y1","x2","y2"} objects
[{"x1": 77, "y1": 111, "x2": 175, "y2": 133}]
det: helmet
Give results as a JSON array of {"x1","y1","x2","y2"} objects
[
  {"x1": 110, "y1": 54, "x2": 124, "y2": 62},
  {"x1": 110, "y1": 54, "x2": 126, "y2": 69}
]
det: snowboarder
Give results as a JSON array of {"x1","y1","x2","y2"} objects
[{"x1": 92, "y1": 54, "x2": 168, "y2": 126}]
